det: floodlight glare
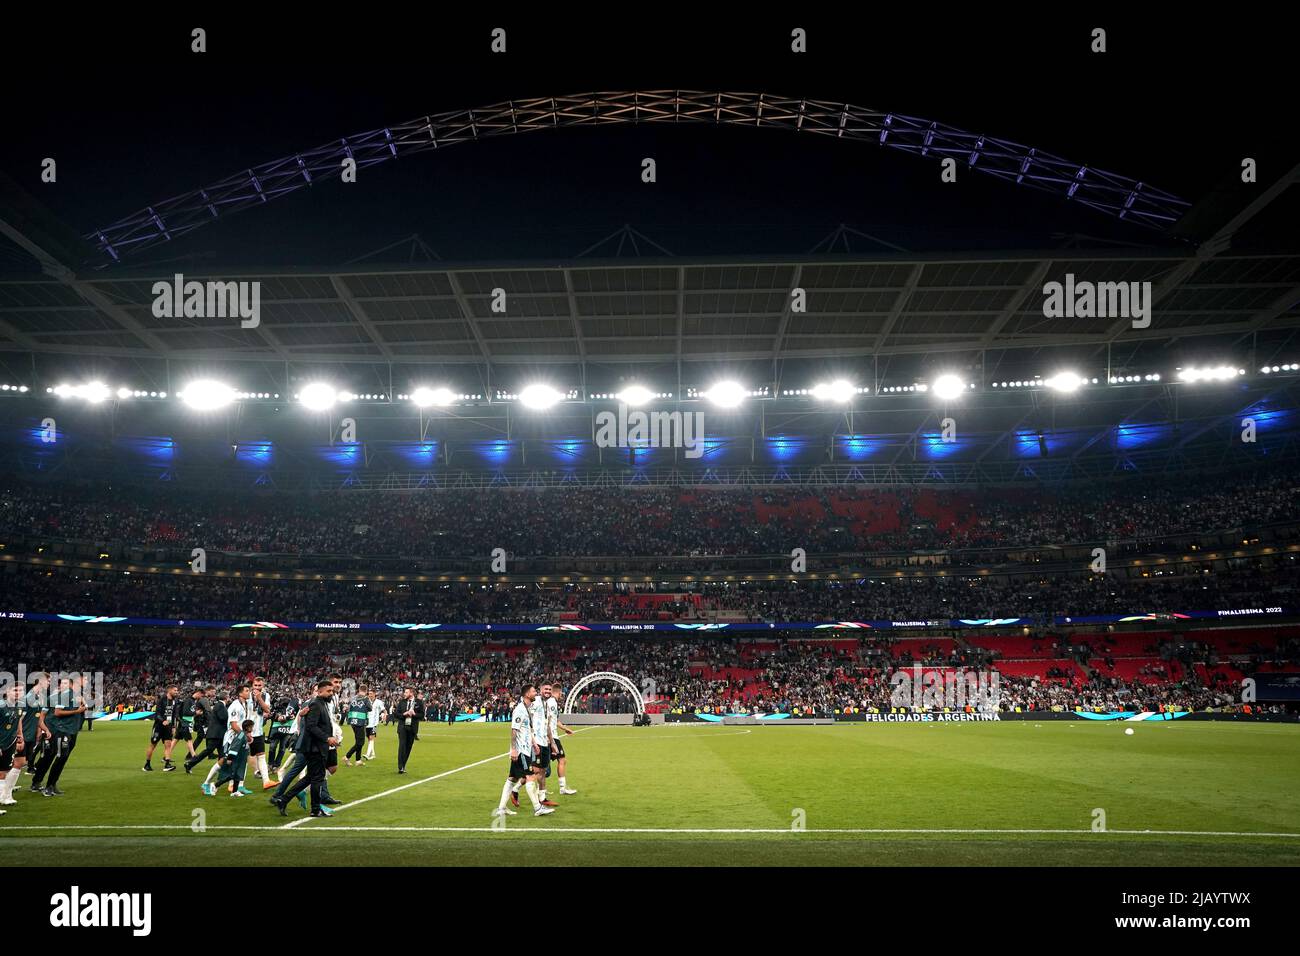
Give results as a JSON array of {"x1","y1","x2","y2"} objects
[
  {"x1": 179, "y1": 379, "x2": 236, "y2": 411},
  {"x1": 1177, "y1": 366, "x2": 1239, "y2": 383},
  {"x1": 705, "y1": 381, "x2": 747, "y2": 408},
  {"x1": 811, "y1": 380, "x2": 855, "y2": 403},
  {"x1": 298, "y1": 382, "x2": 337, "y2": 411},
  {"x1": 518, "y1": 384, "x2": 563, "y2": 410},
  {"x1": 616, "y1": 384, "x2": 654, "y2": 407},
  {"x1": 931, "y1": 374, "x2": 966, "y2": 401},
  {"x1": 56, "y1": 381, "x2": 111, "y2": 404},
  {"x1": 411, "y1": 386, "x2": 457, "y2": 408},
  {"x1": 1046, "y1": 371, "x2": 1083, "y2": 393}
]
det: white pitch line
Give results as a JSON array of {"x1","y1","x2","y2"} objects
[
  {"x1": 281, "y1": 726, "x2": 599, "y2": 829},
  {"x1": 280, "y1": 750, "x2": 508, "y2": 829},
  {"x1": 1, "y1": 824, "x2": 1298, "y2": 838}
]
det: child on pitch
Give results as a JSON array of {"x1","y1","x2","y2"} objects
[{"x1": 204, "y1": 719, "x2": 255, "y2": 797}]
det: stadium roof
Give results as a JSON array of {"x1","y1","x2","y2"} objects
[{"x1": 1, "y1": 249, "x2": 1298, "y2": 370}]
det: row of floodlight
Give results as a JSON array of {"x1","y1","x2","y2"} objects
[{"x1": 28, "y1": 363, "x2": 1282, "y2": 412}]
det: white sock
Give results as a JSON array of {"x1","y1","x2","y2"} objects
[
  {"x1": 1, "y1": 767, "x2": 19, "y2": 800},
  {"x1": 559, "y1": 776, "x2": 567, "y2": 789},
  {"x1": 511, "y1": 780, "x2": 522, "y2": 793},
  {"x1": 540, "y1": 788, "x2": 547, "y2": 801},
  {"x1": 524, "y1": 780, "x2": 541, "y2": 810},
  {"x1": 204, "y1": 764, "x2": 220, "y2": 785},
  {"x1": 257, "y1": 755, "x2": 269, "y2": 780},
  {"x1": 498, "y1": 780, "x2": 514, "y2": 810}
]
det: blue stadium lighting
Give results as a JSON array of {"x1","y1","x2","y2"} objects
[
  {"x1": 234, "y1": 441, "x2": 273, "y2": 466},
  {"x1": 836, "y1": 436, "x2": 881, "y2": 461},
  {"x1": 393, "y1": 442, "x2": 439, "y2": 468},
  {"x1": 695, "y1": 437, "x2": 728, "y2": 460},
  {"x1": 479, "y1": 440, "x2": 513, "y2": 465},
  {"x1": 920, "y1": 433, "x2": 964, "y2": 458},
  {"x1": 117, "y1": 436, "x2": 175, "y2": 464},
  {"x1": 765, "y1": 436, "x2": 801, "y2": 461},
  {"x1": 551, "y1": 439, "x2": 585, "y2": 462},
  {"x1": 1115, "y1": 423, "x2": 1169, "y2": 449},
  {"x1": 318, "y1": 444, "x2": 362, "y2": 467},
  {"x1": 1242, "y1": 407, "x2": 1291, "y2": 431}
]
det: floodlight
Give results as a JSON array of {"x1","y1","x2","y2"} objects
[
  {"x1": 1046, "y1": 371, "x2": 1083, "y2": 393},
  {"x1": 298, "y1": 382, "x2": 337, "y2": 410},
  {"x1": 519, "y1": 384, "x2": 563, "y2": 410},
  {"x1": 931, "y1": 374, "x2": 965, "y2": 401},
  {"x1": 616, "y1": 384, "x2": 654, "y2": 406},
  {"x1": 411, "y1": 387, "x2": 457, "y2": 407},
  {"x1": 705, "y1": 381, "x2": 747, "y2": 408},
  {"x1": 179, "y1": 379, "x2": 236, "y2": 411},
  {"x1": 811, "y1": 380, "x2": 855, "y2": 403}
]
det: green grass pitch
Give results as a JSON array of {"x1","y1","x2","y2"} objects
[{"x1": 3, "y1": 720, "x2": 1298, "y2": 866}]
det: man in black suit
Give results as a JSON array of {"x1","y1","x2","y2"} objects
[
  {"x1": 394, "y1": 688, "x2": 423, "y2": 774},
  {"x1": 184, "y1": 688, "x2": 227, "y2": 774},
  {"x1": 271, "y1": 681, "x2": 337, "y2": 818}
]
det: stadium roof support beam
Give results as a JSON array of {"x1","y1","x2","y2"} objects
[
  {"x1": 675, "y1": 265, "x2": 685, "y2": 393},
  {"x1": 82, "y1": 91, "x2": 1194, "y2": 266},
  {"x1": 1240, "y1": 283, "x2": 1300, "y2": 334},
  {"x1": 0, "y1": 218, "x2": 172, "y2": 354},
  {"x1": 329, "y1": 275, "x2": 394, "y2": 360},
  {"x1": 771, "y1": 264, "x2": 803, "y2": 389},
  {"x1": 891, "y1": 412, "x2": 938, "y2": 465},
  {"x1": 562, "y1": 267, "x2": 587, "y2": 387},
  {"x1": 0, "y1": 309, "x2": 40, "y2": 351},
  {"x1": 1068, "y1": 393, "x2": 1167, "y2": 462},
  {"x1": 978, "y1": 260, "x2": 1053, "y2": 348},
  {"x1": 977, "y1": 392, "x2": 1042, "y2": 461},
  {"x1": 873, "y1": 263, "x2": 924, "y2": 353},
  {"x1": 1175, "y1": 383, "x2": 1292, "y2": 449},
  {"x1": 1105, "y1": 161, "x2": 1300, "y2": 343},
  {"x1": 445, "y1": 272, "x2": 493, "y2": 364}
]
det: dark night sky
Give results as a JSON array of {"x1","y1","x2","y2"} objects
[{"x1": 3, "y1": 10, "x2": 1295, "y2": 268}]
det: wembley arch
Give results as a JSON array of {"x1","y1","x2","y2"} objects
[
  {"x1": 86, "y1": 90, "x2": 1189, "y2": 265},
  {"x1": 563, "y1": 671, "x2": 645, "y2": 716}
]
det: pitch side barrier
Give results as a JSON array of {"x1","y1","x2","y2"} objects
[
  {"x1": 3, "y1": 609, "x2": 1295, "y2": 631},
  {"x1": 666, "y1": 711, "x2": 1299, "y2": 723}
]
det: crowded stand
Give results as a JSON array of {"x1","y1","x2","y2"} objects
[
  {"x1": 4, "y1": 559, "x2": 1297, "y2": 623},
  {"x1": 4, "y1": 471, "x2": 1296, "y2": 725},
  {"x1": 2, "y1": 470, "x2": 1297, "y2": 562},
  {"x1": 5, "y1": 626, "x2": 1295, "y2": 719}
]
